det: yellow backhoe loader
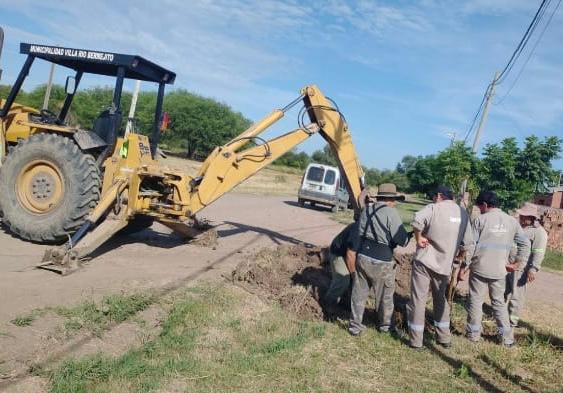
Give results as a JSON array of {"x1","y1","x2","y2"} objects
[{"x1": 0, "y1": 38, "x2": 365, "y2": 275}]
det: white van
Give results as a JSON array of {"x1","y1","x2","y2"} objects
[{"x1": 298, "y1": 163, "x2": 349, "y2": 212}]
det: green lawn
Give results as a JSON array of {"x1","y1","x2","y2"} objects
[
  {"x1": 543, "y1": 249, "x2": 563, "y2": 272},
  {"x1": 331, "y1": 196, "x2": 428, "y2": 231},
  {"x1": 45, "y1": 284, "x2": 563, "y2": 393}
]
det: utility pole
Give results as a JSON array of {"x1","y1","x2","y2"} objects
[
  {"x1": 124, "y1": 80, "x2": 141, "y2": 138},
  {"x1": 446, "y1": 131, "x2": 457, "y2": 146},
  {"x1": 42, "y1": 63, "x2": 56, "y2": 110},
  {"x1": 0, "y1": 27, "x2": 4, "y2": 81},
  {"x1": 461, "y1": 71, "x2": 500, "y2": 202}
]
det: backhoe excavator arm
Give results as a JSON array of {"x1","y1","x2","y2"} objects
[
  {"x1": 38, "y1": 85, "x2": 365, "y2": 275},
  {"x1": 189, "y1": 85, "x2": 365, "y2": 215}
]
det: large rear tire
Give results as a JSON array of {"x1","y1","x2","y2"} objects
[{"x1": 0, "y1": 133, "x2": 101, "y2": 243}]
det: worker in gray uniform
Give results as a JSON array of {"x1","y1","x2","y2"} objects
[
  {"x1": 324, "y1": 222, "x2": 357, "y2": 308},
  {"x1": 348, "y1": 183, "x2": 410, "y2": 336},
  {"x1": 506, "y1": 202, "x2": 548, "y2": 327},
  {"x1": 407, "y1": 186, "x2": 475, "y2": 349},
  {"x1": 459, "y1": 191, "x2": 530, "y2": 347}
]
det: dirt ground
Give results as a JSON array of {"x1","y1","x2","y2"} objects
[
  {"x1": 0, "y1": 194, "x2": 342, "y2": 386},
  {"x1": 1, "y1": 193, "x2": 562, "y2": 390}
]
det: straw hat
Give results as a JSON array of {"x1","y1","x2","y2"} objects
[{"x1": 516, "y1": 202, "x2": 540, "y2": 219}]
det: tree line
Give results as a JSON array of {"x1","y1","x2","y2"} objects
[
  {"x1": 1, "y1": 84, "x2": 561, "y2": 210},
  {"x1": 0, "y1": 84, "x2": 252, "y2": 161}
]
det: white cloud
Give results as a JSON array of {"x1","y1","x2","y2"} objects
[{"x1": 1, "y1": 0, "x2": 562, "y2": 168}]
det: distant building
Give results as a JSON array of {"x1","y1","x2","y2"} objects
[
  {"x1": 533, "y1": 173, "x2": 563, "y2": 251},
  {"x1": 534, "y1": 172, "x2": 563, "y2": 209}
]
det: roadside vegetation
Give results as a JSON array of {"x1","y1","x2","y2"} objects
[
  {"x1": 51, "y1": 293, "x2": 155, "y2": 337},
  {"x1": 2, "y1": 84, "x2": 559, "y2": 208},
  {"x1": 544, "y1": 249, "x2": 563, "y2": 272},
  {"x1": 331, "y1": 197, "x2": 427, "y2": 231},
  {"x1": 44, "y1": 284, "x2": 563, "y2": 393},
  {"x1": 10, "y1": 293, "x2": 154, "y2": 337}
]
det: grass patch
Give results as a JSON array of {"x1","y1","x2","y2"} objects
[
  {"x1": 11, "y1": 314, "x2": 36, "y2": 327},
  {"x1": 330, "y1": 196, "x2": 428, "y2": 231},
  {"x1": 47, "y1": 283, "x2": 563, "y2": 393},
  {"x1": 543, "y1": 249, "x2": 563, "y2": 272},
  {"x1": 10, "y1": 309, "x2": 46, "y2": 327},
  {"x1": 51, "y1": 293, "x2": 155, "y2": 336}
]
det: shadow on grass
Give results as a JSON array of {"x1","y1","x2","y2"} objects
[{"x1": 478, "y1": 353, "x2": 538, "y2": 393}]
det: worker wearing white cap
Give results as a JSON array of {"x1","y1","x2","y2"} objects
[{"x1": 506, "y1": 202, "x2": 548, "y2": 327}]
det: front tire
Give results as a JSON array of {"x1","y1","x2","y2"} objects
[{"x1": 0, "y1": 134, "x2": 101, "y2": 243}]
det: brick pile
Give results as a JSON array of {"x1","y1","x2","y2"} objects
[{"x1": 539, "y1": 206, "x2": 563, "y2": 252}]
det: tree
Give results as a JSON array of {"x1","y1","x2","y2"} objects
[
  {"x1": 480, "y1": 135, "x2": 562, "y2": 210},
  {"x1": 311, "y1": 145, "x2": 337, "y2": 166},
  {"x1": 479, "y1": 138, "x2": 532, "y2": 210},
  {"x1": 516, "y1": 135, "x2": 562, "y2": 192},
  {"x1": 435, "y1": 141, "x2": 480, "y2": 196},
  {"x1": 405, "y1": 155, "x2": 438, "y2": 195},
  {"x1": 1, "y1": 85, "x2": 252, "y2": 160},
  {"x1": 363, "y1": 166, "x2": 409, "y2": 191},
  {"x1": 162, "y1": 89, "x2": 252, "y2": 159},
  {"x1": 274, "y1": 150, "x2": 310, "y2": 169},
  {"x1": 396, "y1": 155, "x2": 418, "y2": 174}
]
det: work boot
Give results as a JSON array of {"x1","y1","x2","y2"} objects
[
  {"x1": 466, "y1": 334, "x2": 480, "y2": 343},
  {"x1": 437, "y1": 341, "x2": 452, "y2": 349},
  {"x1": 348, "y1": 325, "x2": 366, "y2": 337}
]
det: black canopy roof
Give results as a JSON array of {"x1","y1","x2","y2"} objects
[{"x1": 20, "y1": 43, "x2": 175, "y2": 84}]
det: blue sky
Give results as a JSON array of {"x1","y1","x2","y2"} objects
[{"x1": 0, "y1": 0, "x2": 562, "y2": 170}]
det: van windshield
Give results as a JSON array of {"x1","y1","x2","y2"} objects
[
  {"x1": 306, "y1": 166, "x2": 324, "y2": 182},
  {"x1": 324, "y1": 170, "x2": 336, "y2": 185}
]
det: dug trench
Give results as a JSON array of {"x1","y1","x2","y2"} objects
[
  {"x1": 231, "y1": 243, "x2": 501, "y2": 338},
  {"x1": 231, "y1": 243, "x2": 414, "y2": 326}
]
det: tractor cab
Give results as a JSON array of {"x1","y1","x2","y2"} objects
[
  {"x1": 0, "y1": 43, "x2": 176, "y2": 159},
  {"x1": 0, "y1": 39, "x2": 176, "y2": 244}
]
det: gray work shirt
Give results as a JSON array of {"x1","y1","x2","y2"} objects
[
  {"x1": 470, "y1": 208, "x2": 530, "y2": 279},
  {"x1": 351, "y1": 202, "x2": 409, "y2": 262},
  {"x1": 524, "y1": 224, "x2": 548, "y2": 272},
  {"x1": 412, "y1": 200, "x2": 475, "y2": 276}
]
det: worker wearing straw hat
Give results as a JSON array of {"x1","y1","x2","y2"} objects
[{"x1": 506, "y1": 202, "x2": 548, "y2": 327}]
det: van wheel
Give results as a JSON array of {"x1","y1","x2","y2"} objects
[
  {"x1": 310, "y1": 201, "x2": 316, "y2": 207},
  {"x1": 298, "y1": 198, "x2": 305, "y2": 207}
]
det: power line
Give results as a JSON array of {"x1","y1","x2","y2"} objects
[
  {"x1": 495, "y1": 0, "x2": 551, "y2": 84},
  {"x1": 463, "y1": 86, "x2": 489, "y2": 143},
  {"x1": 495, "y1": 0, "x2": 561, "y2": 104},
  {"x1": 463, "y1": 0, "x2": 554, "y2": 143}
]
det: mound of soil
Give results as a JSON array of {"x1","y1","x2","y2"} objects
[
  {"x1": 231, "y1": 244, "x2": 417, "y2": 322},
  {"x1": 231, "y1": 245, "x2": 328, "y2": 320}
]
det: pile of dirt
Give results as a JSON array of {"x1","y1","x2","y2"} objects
[
  {"x1": 393, "y1": 249, "x2": 414, "y2": 299},
  {"x1": 231, "y1": 244, "x2": 328, "y2": 320},
  {"x1": 231, "y1": 244, "x2": 417, "y2": 322},
  {"x1": 191, "y1": 218, "x2": 218, "y2": 248}
]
